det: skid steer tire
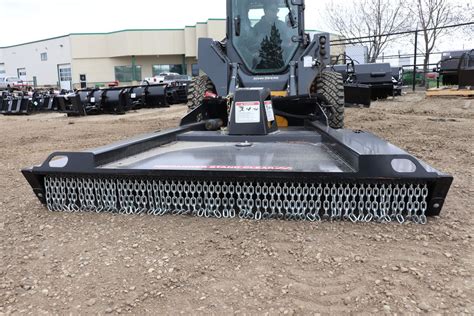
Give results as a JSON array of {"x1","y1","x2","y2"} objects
[
  {"x1": 315, "y1": 71, "x2": 345, "y2": 129},
  {"x1": 187, "y1": 75, "x2": 216, "y2": 111}
]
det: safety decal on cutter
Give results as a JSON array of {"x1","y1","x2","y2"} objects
[
  {"x1": 264, "y1": 100, "x2": 275, "y2": 122},
  {"x1": 235, "y1": 101, "x2": 260, "y2": 123}
]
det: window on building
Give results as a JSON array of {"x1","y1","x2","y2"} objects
[
  {"x1": 59, "y1": 67, "x2": 72, "y2": 81},
  {"x1": 17, "y1": 68, "x2": 27, "y2": 79},
  {"x1": 191, "y1": 64, "x2": 200, "y2": 77},
  {"x1": 152, "y1": 64, "x2": 184, "y2": 76},
  {"x1": 40, "y1": 52, "x2": 48, "y2": 61},
  {"x1": 114, "y1": 65, "x2": 142, "y2": 82}
]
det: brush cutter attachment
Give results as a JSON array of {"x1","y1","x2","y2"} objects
[
  {"x1": 333, "y1": 63, "x2": 395, "y2": 107},
  {"x1": 22, "y1": 87, "x2": 452, "y2": 224},
  {"x1": 21, "y1": 0, "x2": 453, "y2": 224}
]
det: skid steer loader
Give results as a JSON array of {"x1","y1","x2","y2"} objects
[{"x1": 22, "y1": 0, "x2": 452, "y2": 224}]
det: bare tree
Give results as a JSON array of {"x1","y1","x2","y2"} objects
[
  {"x1": 412, "y1": 0, "x2": 468, "y2": 87},
  {"x1": 323, "y1": 0, "x2": 410, "y2": 63}
]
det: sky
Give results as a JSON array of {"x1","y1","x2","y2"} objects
[
  {"x1": 0, "y1": 0, "x2": 472, "y2": 55},
  {"x1": 0, "y1": 0, "x2": 331, "y2": 46}
]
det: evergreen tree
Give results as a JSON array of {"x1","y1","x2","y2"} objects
[{"x1": 257, "y1": 24, "x2": 284, "y2": 70}]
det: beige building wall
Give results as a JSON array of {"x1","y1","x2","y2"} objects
[
  {"x1": 207, "y1": 19, "x2": 227, "y2": 42},
  {"x1": 71, "y1": 55, "x2": 187, "y2": 86},
  {"x1": 185, "y1": 57, "x2": 198, "y2": 75},
  {"x1": 71, "y1": 58, "x2": 124, "y2": 86},
  {"x1": 184, "y1": 26, "x2": 197, "y2": 57},
  {"x1": 68, "y1": 20, "x2": 226, "y2": 86},
  {"x1": 330, "y1": 35, "x2": 345, "y2": 58}
]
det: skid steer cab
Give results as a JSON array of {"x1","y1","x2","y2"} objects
[{"x1": 185, "y1": 0, "x2": 345, "y2": 129}]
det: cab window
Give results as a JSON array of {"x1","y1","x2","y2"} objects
[{"x1": 232, "y1": 0, "x2": 299, "y2": 74}]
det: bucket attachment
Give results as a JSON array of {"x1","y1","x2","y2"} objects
[
  {"x1": 167, "y1": 85, "x2": 188, "y2": 104},
  {"x1": 71, "y1": 83, "x2": 169, "y2": 116},
  {"x1": 438, "y1": 50, "x2": 470, "y2": 86},
  {"x1": 101, "y1": 87, "x2": 131, "y2": 114},
  {"x1": 0, "y1": 95, "x2": 33, "y2": 115},
  {"x1": 344, "y1": 83, "x2": 395, "y2": 107},
  {"x1": 458, "y1": 50, "x2": 474, "y2": 88},
  {"x1": 0, "y1": 96, "x2": 15, "y2": 114},
  {"x1": 391, "y1": 67, "x2": 403, "y2": 96},
  {"x1": 333, "y1": 63, "x2": 395, "y2": 107},
  {"x1": 129, "y1": 86, "x2": 147, "y2": 109},
  {"x1": 344, "y1": 84, "x2": 372, "y2": 107},
  {"x1": 145, "y1": 84, "x2": 169, "y2": 107},
  {"x1": 32, "y1": 93, "x2": 57, "y2": 112},
  {"x1": 22, "y1": 87, "x2": 452, "y2": 224},
  {"x1": 57, "y1": 94, "x2": 86, "y2": 117},
  {"x1": 1, "y1": 91, "x2": 59, "y2": 115}
]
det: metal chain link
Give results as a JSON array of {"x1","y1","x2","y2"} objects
[{"x1": 43, "y1": 176, "x2": 430, "y2": 224}]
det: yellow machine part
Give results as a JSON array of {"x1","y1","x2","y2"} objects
[
  {"x1": 276, "y1": 115, "x2": 288, "y2": 127},
  {"x1": 269, "y1": 92, "x2": 289, "y2": 127},
  {"x1": 271, "y1": 91, "x2": 288, "y2": 97}
]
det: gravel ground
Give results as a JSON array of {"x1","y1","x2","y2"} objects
[{"x1": 0, "y1": 92, "x2": 472, "y2": 314}]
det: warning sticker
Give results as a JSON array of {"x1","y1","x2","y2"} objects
[
  {"x1": 235, "y1": 101, "x2": 260, "y2": 123},
  {"x1": 264, "y1": 100, "x2": 275, "y2": 122}
]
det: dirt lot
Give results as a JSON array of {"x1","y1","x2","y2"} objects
[{"x1": 0, "y1": 92, "x2": 472, "y2": 314}]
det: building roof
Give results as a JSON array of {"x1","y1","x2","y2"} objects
[{"x1": 0, "y1": 19, "x2": 227, "y2": 49}]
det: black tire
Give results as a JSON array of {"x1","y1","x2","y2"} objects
[
  {"x1": 314, "y1": 71, "x2": 345, "y2": 129},
  {"x1": 187, "y1": 75, "x2": 216, "y2": 111}
]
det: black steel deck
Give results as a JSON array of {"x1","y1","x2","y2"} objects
[{"x1": 22, "y1": 121, "x2": 452, "y2": 222}]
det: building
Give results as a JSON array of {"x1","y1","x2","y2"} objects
[{"x1": 0, "y1": 19, "x2": 343, "y2": 90}]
